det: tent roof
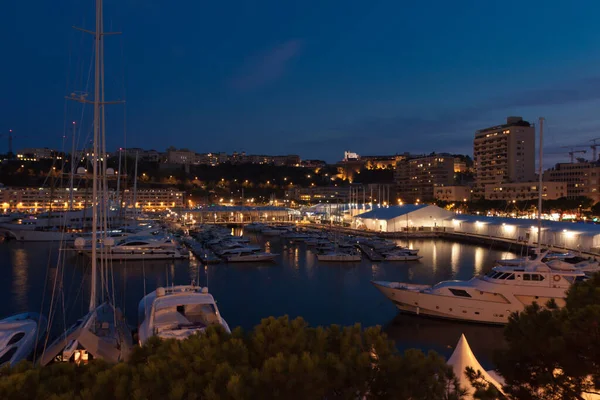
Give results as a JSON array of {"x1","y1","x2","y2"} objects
[
  {"x1": 448, "y1": 334, "x2": 505, "y2": 398},
  {"x1": 354, "y1": 204, "x2": 430, "y2": 220},
  {"x1": 449, "y1": 214, "x2": 600, "y2": 235}
]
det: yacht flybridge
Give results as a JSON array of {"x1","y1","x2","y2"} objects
[
  {"x1": 138, "y1": 285, "x2": 230, "y2": 344},
  {"x1": 372, "y1": 258, "x2": 589, "y2": 324}
]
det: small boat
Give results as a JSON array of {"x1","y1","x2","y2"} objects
[
  {"x1": 384, "y1": 253, "x2": 423, "y2": 261},
  {"x1": 138, "y1": 285, "x2": 230, "y2": 344},
  {"x1": 225, "y1": 250, "x2": 278, "y2": 262},
  {"x1": 76, "y1": 235, "x2": 188, "y2": 260},
  {"x1": 317, "y1": 252, "x2": 361, "y2": 262},
  {"x1": 0, "y1": 313, "x2": 47, "y2": 367}
]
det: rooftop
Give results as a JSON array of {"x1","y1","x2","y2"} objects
[{"x1": 354, "y1": 204, "x2": 430, "y2": 220}]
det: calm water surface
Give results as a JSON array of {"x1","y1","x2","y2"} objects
[{"x1": 0, "y1": 233, "x2": 517, "y2": 367}]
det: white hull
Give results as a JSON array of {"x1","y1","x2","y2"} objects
[
  {"x1": 225, "y1": 253, "x2": 277, "y2": 262},
  {"x1": 384, "y1": 254, "x2": 423, "y2": 261},
  {"x1": 86, "y1": 249, "x2": 188, "y2": 261},
  {"x1": 372, "y1": 281, "x2": 566, "y2": 325},
  {"x1": 0, "y1": 312, "x2": 47, "y2": 367},
  {"x1": 0, "y1": 228, "x2": 75, "y2": 242},
  {"x1": 317, "y1": 253, "x2": 361, "y2": 262},
  {"x1": 138, "y1": 286, "x2": 230, "y2": 345}
]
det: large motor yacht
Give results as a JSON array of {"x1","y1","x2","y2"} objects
[
  {"x1": 75, "y1": 235, "x2": 188, "y2": 260},
  {"x1": 372, "y1": 258, "x2": 589, "y2": 324},
  {"x1": 138, "y1": 285, "x2": 230, "y2": 344}
]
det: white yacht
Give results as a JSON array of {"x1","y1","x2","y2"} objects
[
  {"x1": 0, "y1": 208, "x2": 119, "y2": 242},
  {"x1": 0, "y1": 312, "x2": 47, "y2": 367},
  {"x1": 224, "y1": 250, "x2": 278, "y2": 262},
  {"x1": 317, "y1": 251, "x2": 361, "y2": 262},
  {"x1": 76, "y1": 235, "x2": 188, "y2": 260},
  {"x1": 138, "y1": 285, "x2": 230, "y2": 344},
  {"x1": 383, "y1": 251, "x2": 422, "y2": 261},
  {"x1": 372, "y1": 260, "x2": 589, "y2": 324}
]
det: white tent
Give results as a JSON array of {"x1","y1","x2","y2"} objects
[
  {"x1": 448, "y1": 334, "x2": 600, "y2": 399},
  {"x1": 353, "y1": 204, "x2": 454, "y2": 232},
  {"x1": 448, "y1": 334, "x2": 505, "y2": 399}
]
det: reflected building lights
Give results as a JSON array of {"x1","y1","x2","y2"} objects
[
  {"x1": 450, "y1": 242, "x2": 460, "y2": 275},
  {"x1": 474, "y1": 247, "x2": 484, "y2": 274},
  {"x1": 11, "y1": 248, "x2": 29, "y2": 311}
]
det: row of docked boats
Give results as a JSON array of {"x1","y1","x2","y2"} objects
[
  {"x1": 246, "y1": 223, "x2": 422, "y2": 262},
  {"x1": 0, "y1": 282, "x2": 230, "y2": 368},
  {"x1": 182, "y1": 225, "x2": 278, "y2": 263}
]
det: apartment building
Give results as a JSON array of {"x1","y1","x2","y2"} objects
[
  {"x1": 543, "y1": 161, "x2": 600, "y2": 202},
  {"x1": 0, "y1": 187, "x2": 184, "y2": 211},
  {"x1": 285, "y1": 187, "x2": 348, "y2": 203},
  {"x1": 395, "y1": 155, "x2": 455, "y2": 202},
  {"x1": 484, "y1": 182, "x2": 566, "y2": 201},
  {"x1": 434, "y1": 185, "x2": 472, "y2": 202},
  {"x1": 17, "y1": 148, "x2": 64, "y2": 161},
  {"x1": 473, "y1": 117, "x2": 535, "y2": 197}
]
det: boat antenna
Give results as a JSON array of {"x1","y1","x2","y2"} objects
[{"x1": 537, "y1": 117, "x2": 544, "y2": 255}]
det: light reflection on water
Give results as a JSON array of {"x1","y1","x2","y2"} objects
[
  {"x1": 0, "y1": 237, "x2": 516, "y2": 364},
  {"x1": 11, "y1": 247, "x2": 29, "y2": 312}
]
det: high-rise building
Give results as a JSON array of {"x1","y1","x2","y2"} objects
[
  {"x1": 543, "y1": 161, "x2": 600, "y2": 202},
  {"x1": 395, "y1": 155, "x2": 455, "y2": 202},
  {"x1": 473, "y1": 117, "x2": 535, "y2": 197}
]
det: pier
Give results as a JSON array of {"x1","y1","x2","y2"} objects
[{"x1": 356, "y1": 243, "x2": 384, "y2": 261}]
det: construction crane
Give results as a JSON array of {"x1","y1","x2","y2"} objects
[
  {"x1": 0, "y1": 130, "x2": 30, "y2": 158},
  {"x1": 0, "y1": 130, "x2": 16, "y2": 156},
  {"x1": 561, "y1": 146, "x2": 587, "y2": 163},
  {"x1": 590, "y1": 138, "x2": 600, "y2": 161}
]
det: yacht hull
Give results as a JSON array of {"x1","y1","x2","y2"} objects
[
  {"x1": 372, "y1": 281, "x2": 565, "y2": 325},
  {"x1": 0, "y1": 228, "x2": 74, "y2": 242}
]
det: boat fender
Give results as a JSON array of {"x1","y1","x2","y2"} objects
[{"x1": 553, "y1": 275, "x2": 561, "y2": 282}]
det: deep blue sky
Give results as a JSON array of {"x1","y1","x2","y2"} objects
[{"x1": 3, "y1": 0, "x2": 600, "y2": 164}]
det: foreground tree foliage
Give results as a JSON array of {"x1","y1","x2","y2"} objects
[
  {"x1": 0, "y1": 316, "x2": 465, "y2": 400},
  {"x1": 470, "y1": 273, "x2": 600, "y2": 400}
]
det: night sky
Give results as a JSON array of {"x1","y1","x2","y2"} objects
[{"x1": 3, "y1": 0, "x2": 600, "y2": 164}]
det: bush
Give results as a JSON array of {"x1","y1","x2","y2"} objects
[{"x1": 0, "y1": 316, "x2": 464, "y2": 400}]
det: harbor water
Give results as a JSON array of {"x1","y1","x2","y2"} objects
[{"x1": 0, "y1": 232, "x2": 518, "y2": 368}]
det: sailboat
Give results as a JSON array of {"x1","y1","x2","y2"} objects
[
  {"x1": 372, "y1": 118, "x2": 593, "y2": 324},
  {"x1": 38, "y1": 0, "x2": 132, "y2": 365}
]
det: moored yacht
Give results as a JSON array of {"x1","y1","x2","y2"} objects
[
  {"x1": 138, "y1": 285, "x2": 230, "y2": 344},
  {"x1": 76, "y1": 235, "x2": 188, "y2": 260},
  {"x1": 372, "y1": 260, "x2": 589, "y2": 324},
  {"x1": 224, "y1": 249, "x2": 278, "y2": 262},
  {"x1": 317, "y1": 251, "x2": 361, "y2": 262},
  {"x1": 0, "y1": 313, "x2": 47, "y2": 367}
]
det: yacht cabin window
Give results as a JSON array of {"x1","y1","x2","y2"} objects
[
  {"x1": 449, "y1": 288, "x2": 471, "y2": 297},
  {"x1": 523, "y1": 273, "x2": 545, "y2": 281}
]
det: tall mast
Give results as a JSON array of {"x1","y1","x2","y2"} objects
[
  {"x1": 537, "y1": 117, "x2": 544, "y2": 253},
  {"x1": 133, "y1": 151, "x2": 139, "y2": 216},
  {"x1": 90, "y1": 0, "x2": 103, "y2": 311},
  {"x1": 69, "y1": 121, "x2": 76, "y2": 210},
  {"x1": 116, "y1": 149, "x2": 122, "y2": 208}
]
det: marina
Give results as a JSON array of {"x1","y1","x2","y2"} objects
[{"x1": 0, "y1": 231, "x2": 514, "y2": 366}]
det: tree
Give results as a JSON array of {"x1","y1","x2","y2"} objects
[
  {"x1": 468, "y1": 273, "x2": 600, "y2": 399},
  {"x1": 0, "y1": 316, "x2": 465, "y2": 400}
]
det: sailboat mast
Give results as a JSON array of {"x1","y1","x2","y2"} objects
[
  {"x1": 133, "y1": 151, "x2": 139, "y2": 216},
  {"x1": 69, "y1": 121, "x2": 76, "y2": 210},
  {"x1": 537, "y1": 117, "x2": 544, "y2": 252},
  {"x1": 90, "y1": 0, "x2": 103, "y2": 312}
]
